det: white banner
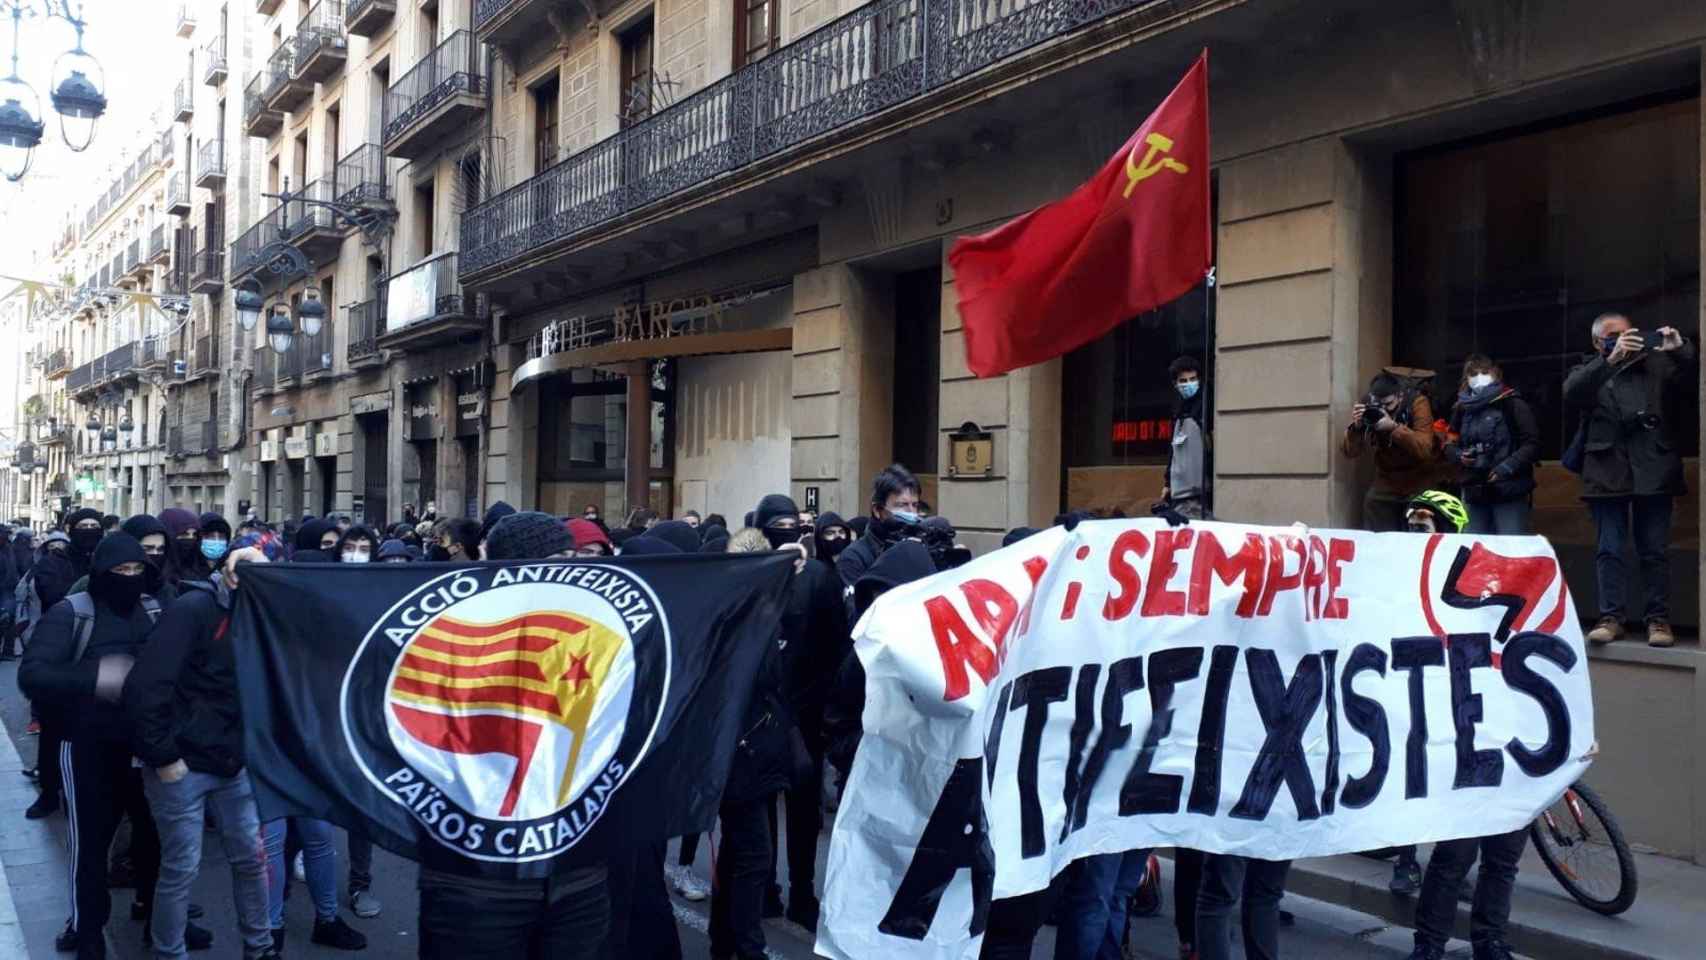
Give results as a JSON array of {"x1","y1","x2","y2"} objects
[{"x1": 819, "y1": 519, "x2": 1594, "y2": 960}]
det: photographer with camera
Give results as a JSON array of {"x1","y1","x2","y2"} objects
[
  {"x1": 1444, "y1": 355, "x2": 1539, "y2": 534},
  {"x1": 1340, "y1": 371, "x2": 1444, "y2": 531},
  {"x1": 1564, "y1": 313, "x2": 1694, "y2": 647}
]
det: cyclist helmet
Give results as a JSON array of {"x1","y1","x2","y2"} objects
[{"x1": 1406, "y1": 490, "x2": 1468, "y2": 534}]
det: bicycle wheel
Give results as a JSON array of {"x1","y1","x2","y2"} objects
[{"x1": 1528, "y1": 781, "x2": 1638, "y2": 915}]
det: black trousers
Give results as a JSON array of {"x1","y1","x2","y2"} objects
[
  {"x1": 418, "y1": 871, "x2": 609, "y2": 960},
  {"x1": 1196, "y1": 855, "x2": 1291, "y2": 960},
  {"x1": 38, "y1": 711, "x2": 63, "y2": 799},
  {"x1": 1174, "y1": 848, "x2": 1205, "y2": 948},
  {"x1": 62, "y1": 739, "x2": 160, "y2": 950},
  {"x1": 782, "y1": 746, "x2": 824, "y2": 903},
  {"x1": 607, "y1": 836, "x2": 682, "y2": 960},
  {"x1": 978, "y1": 886, "x2": 1057, "y2": 960},
  {"x1": 1412, "y1": 829, "x2": 1527, "y2": 951},
  {"x1": 711, "y1": 796, "x2": 774, "y2": 960}
]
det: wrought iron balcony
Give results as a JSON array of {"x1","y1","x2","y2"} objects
[
  {"x1": 257, "y1": 0, "x2": 282, "y2": 15},
  {"x1": 176, "y1": 2, "x2": 196, "y2": 38},
  {"x1": 148, "y1": 224, "x2": 169, "y2": 264},
  {"x1": 300, "y1": 323, "x2": 332, "y2": 377},
  {"x1": 43, "y1": 348, "x2": 70, "y2": 379},
  {"x1": 283, "y1": 178, "x2": 347, "y2": 263},
  {"x1": 474, "y1": 0, "x2": 561, "y2": 50},
  {"x1": 166, "y1": 172, "x2": 191, "y2": 217},
  {"x1": 194, "y1": 333, "x2": 220, "y2": 375},
  {"x1": 158, "y1": 128, "x2": 175, "y2": 165},
  {"x1": 382, "y1": 31, "x2": 486, "y2": 161},
  {"x1": 244, "y1": 71, "x2": 284, "y2": 137},
  {"x1": 229, "y1": 206, "x2": 286, "y2": 280},
  {"x1": 203, "y1": 34, "x2": 227, "y2": 86},
  {"x1": 294, "y1": 1, "x2": 347, "y2": 83},
  {"x1": 174, "y1": 78, "x2": 193, "y2": 122},
  {"x1": 124, "y1": 239, "x2": 142, "y2": 275},
  {"x1": 139, "y1": 335, "x2": 169, "y2": 369},
  {"x1": 375, "y1": 253, "x2": 482, "y2": 351},
  {"x1": 347, "y1": 297, "x2": 382, "y2": 365},
  {"x1": 252, "y1": 346, "x2": 277, "y2": 392},
  {"x1": 345, "y1": 0, "x2": 395, "y2": 37},
  {"x1": 68, "y1": 341, "x2": 141, "y2": 399},
  {"x1": 189, "y1": 246, "x2": 224, "y2": 294},
  {"x1": 264, "y1": 42, "x2": 311, "y2": 114},
  {"x1": 194, "y1": 139, "x2": 226, "y2": 190},
  {"x1": 462, "y1": 0, "x2": 1179, "y2": 280},
  {"x1": 335, "y1": 143, "x2": 388, "y2": 205}
]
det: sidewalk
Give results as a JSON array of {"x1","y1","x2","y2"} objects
[
  {"x1": 0, "y1": 669, "x2": 45, "y2": 957},
  {"x1": 1285, "y1": 844, "x2": 1703, "y2": 960}
]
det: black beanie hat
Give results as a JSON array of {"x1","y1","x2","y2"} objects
[
  {"x1": 92, "y1": 532, "x2": 145, "y2": 574},
  {"x1": 295, "y1": 518, "x2": 336, "y2": 551},
  {"x1": 647, "y1": 520, "x2": 701, "y2": 554},
  {"x1": 619, "y1": 535, "x2": 681, "y2": 556},
  {"x1": 121, "y1": 514, "x2": 169, "y2": 543},
  {"x1": 753, "y1": 494, "x2": 799, "y2": 531},
  {"x1": 486, "y1": 511, "x2": 571, "y2": 560},
  {"x1": 200, "y1": 514, "x2": 233, "y2": 540},
  {"x1": 481, "y1": 501, "x2": 518, "y2": 543},
  {"x1": 64, "y1": 507, "x2": 102, "y2": 530}
]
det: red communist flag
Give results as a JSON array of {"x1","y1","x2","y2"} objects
[{"x1": 949, "y1": 52, "x2": 1211, "y2": 378}]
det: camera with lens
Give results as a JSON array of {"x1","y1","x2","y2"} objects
[
  {"x1": 1460, "y1": 442, "x2": 1495, "y2": 473},
  {"x1": 1359, "y1": 394, "x2": 1385, "y2": 429}
]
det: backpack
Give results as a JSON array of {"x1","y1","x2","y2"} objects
[
  {"x1": 65, "y1": 591, "x2": 164, "y2": 663},
  {"x1": 14, "y1": 570, "x2": 42, "y2": 645}
]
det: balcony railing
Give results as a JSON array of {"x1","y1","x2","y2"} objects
[
  {"x1": 43, "y1": 348, "x2": 69, "y2": 377},
  {"x1": 335, "y1": 143, "x2": 387, "y2": 204},
  {"x1": 294, "y1": 1, "x2": 347, "y2": 79},
  {"x1": 230, "y1": 206, "x2": 286, "y2": 278},
  {"x1": 252, "y1": 346, "x2": 276, "y2": 391},
  {"x1": 244, "y1": 71, "x2": 280, "y2": 134},
  {"x1": 124, "y1": 238, "x2": 140, "y2": 272},
  {"x1": 264, "y1": 43, "x2": 297, "y2": 103},
  {"x1": 148, "y1": 224, "x2": 168, "y2": 261},
  {"x1": 381, "y1": 253, "x2": 465, "y2": 334},
  {"x1": 473, "y1": 0, "x2": 521, "y2": 31},
  {"x1": 189, "y1": 246, "x2": 224, "y2": 291},
  {"x1": 347, "y1": 298, "x2": 381, "y2": 362},
  {"x1": 140, "y1": 336, "x2": 168, "y2": 367},
  {"x1": 284, "y1": 179, "x2": 337, "y2": 238},
  {"x1": 194, "y1": 333, "x2": 219, "y2": 374},
  {"x1": 158, "y1": 127, "x2": 175, "y2": 163},
  {"x1": 176, "y1": 2, "x2": 196, "y2": 37},
  {"x1": 68, "y1": 340, "x2": 141, "y2": 393},
  {"x1": 463, "y1": 0, "x2": 1177, "y2": 276},
  {"x1": 300, "y1": 324, "x2": 332, "y2": 376},
  {"x1": 195, "y1": 139, "x2": 226, "y2": 186},
  {"x1": 166, "y1": 172, "x2": 190, "y2": 215},
  {"x1": 345, "y1": 0, "x2": 395, "y2": 36},
  {"x1": 382, "y1": 30, "x2": 484, "y2": 145},
  {"x1": 174, "y1": 78, "x2": 193, "y2": 121},
  {"x1": 203, "y1": 34, "x2": 227, "y2": 85}
]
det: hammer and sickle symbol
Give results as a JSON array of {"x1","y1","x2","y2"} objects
[{"x1": 1123, "y1": 133, "x2": 1189, "y2": 198}]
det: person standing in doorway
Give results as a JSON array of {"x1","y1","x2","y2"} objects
[
  {"x1": 1445, "y1": 356, "x2": 1539, "y2": 534},
  {"x1": 1160, "y1": 355, "x2": 1211, "y2": 519},
  {"x1": 1340, "y1": 372, "x2": 1443, "y2": 531}
]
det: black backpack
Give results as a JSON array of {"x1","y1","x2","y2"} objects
[{"x1": 65, "y1": 591, "x2": 163, "y2": 663}]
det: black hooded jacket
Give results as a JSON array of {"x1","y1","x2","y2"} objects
[
  {"x1": 123, "y1": 577, "x2": 246, "y2": 777},
  {"x1": 823, "y1": 542, "x2": 937, "y2": 782},
  {"x1": 63, "y1": 507, "x2": 104, "y2": 578},
  {"x1": 294, "y1": 518, "x2": 337, "y2": 554}
]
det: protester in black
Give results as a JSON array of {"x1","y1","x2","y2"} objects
[
  {"x1": 64, "y1": 507, "x2": 105, "y2": 579},
  {"x1": 430, "y1": 517, "x2": 481, "y2": 562},
  {"x1": 835, "y1": 464, "x2": 925, "y2": 593},
  {"x1": 812, "y1": 512, "x2": 851, "y2": 571},
  {"x1": 120, "y1": 514, "x2": 182, "y2": 607},
  {"x1": 21, "y1": 532, "x2": 77, "y2": 819},
  {"x1": 20, "y1": 534, "x2": 184, "y2": 959}
]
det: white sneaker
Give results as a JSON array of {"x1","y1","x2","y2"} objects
[
  {"x1": 293, "y1": 851, "x2": 306, "y2": 883},
  {"x1": 350, "y1": 889, "x2": 382, "y2": 919},
  {"x1": 669, "y1": 864, "x2": 709, "y2": 902}
]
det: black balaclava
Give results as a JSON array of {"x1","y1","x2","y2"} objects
[
  {"x1": 65, "y1": 507, "x2": 104, "y2": 559},
  {"x1": 90, "y1": 532, "x2": 148, "y2": 615},
  {"x1": 753, "y1": 494, "x2": 802, "y2": 551},
  {"x1": 814, "y1": 511, "x2": 852, "y2": 562}
]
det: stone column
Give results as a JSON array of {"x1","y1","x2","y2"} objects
[
  {"x1": 789, "y1": 264, "x2": 893, "y2": 517},
  {"x1": 624, "y1": 359, "x2": 651, "y2": 513}
]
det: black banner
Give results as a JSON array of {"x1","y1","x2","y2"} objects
[{"x1": 232, "y1": 554, "x2": 795, "y2": 879}]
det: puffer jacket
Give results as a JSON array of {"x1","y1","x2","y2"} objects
[
  {"x1": 1445, "y1": 384, "x2": 1540, "y2": 504},
  {"x1": 1563, "y1": 342, "x2": 1696, "y2": 498},
  {"x1": 122, "y1": 577, "x2": 246, "y2": 777}
]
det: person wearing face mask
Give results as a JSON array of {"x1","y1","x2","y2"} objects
[
  {"x1": 197, "y1": 514, "x2": 232, "y2": 574},
  {"x1": 811, "y1": 513, "x2": 851, "y2": 571},
  {"x1": 290, "y1": 518, "x2": 340, "y2": 563},
  {"x1": 336, "y1": 525, "x2": 379, "y2": 564},
  {"x1": 21, "y1": 533, "x2": 175, "y2": 960},
  {"x1": 1340, "y1": 371, "x2": 1445, "y2": 532},
  {"x1": 429, "y1": 517, "x2": 482, "y2": 562},
  {"x1": 63, "y1": 508, "x2": 106, "y2": 579},
  {"x1": 1564, "y1": 313, "x2": 1695, "y2": 648},
  {"x1": 122, "y1": 514, "x2": 182, "y2": 606},
  {"x1": 1443, "y1": 355, "x2": 1539, "y2": 535},
  {"x1": 834, "y1": 463, "x2": 925, "y2": 595},
  {"x1": 159, "y1": 509, "x2": 206, "y2": 584},
  {"x1": 124, "y1": 536, "x2": 281, "y2": 960},
  {"x1": 1160, "y1": 356, "x2": 1213, "y2": 520}
]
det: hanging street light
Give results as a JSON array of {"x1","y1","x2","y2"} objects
[
  {"x1": 267, "y1": 303, "x2": 295, "y2": 353},
  {"x1": 83, "y1": 412, "x2": 99, "y2": 433},
  {"x1": 47, "y1": 4, "x2": 103, "y2": 152},
  {"x1": 298, "y1": 288, "x2": 327, "y2": 337},
  {"x1": 236, "y1": 283, "x2": 264, "y2": 331},
  {"x1": 116, "y1": 414, "x2": 133, "y2": 435},
  {"x1": 0, "y1": 5, "x2": 42, "y2": 182}
]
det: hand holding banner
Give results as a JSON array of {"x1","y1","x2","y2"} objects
[{"x1": 820, "y1": 519, "x2": 1593, "y2": 960}]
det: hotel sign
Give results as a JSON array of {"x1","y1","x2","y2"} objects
[{"x1": 529, "y1": 286, "x2": 787, "y2": 361}]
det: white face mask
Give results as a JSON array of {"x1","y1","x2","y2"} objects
[
  {"x1": 344, "y1": 551, "x2": 371, "y2": 564},
  {"x1": 1468, "y1": 373, "x2": 1495, "y2": 390}
]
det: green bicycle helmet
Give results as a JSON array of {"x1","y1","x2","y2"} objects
[{"x1": 1407, "y1": 490, "x2": 1468, "y2": 534}]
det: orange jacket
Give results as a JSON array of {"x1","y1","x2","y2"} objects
[{"x1": 1339, "y1": 393, "x2": 1443, "y2": 496}]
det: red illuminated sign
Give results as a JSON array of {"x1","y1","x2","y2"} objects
[{"x1": 1111, "y1": 418, "x2": 1173, "y2": 443}]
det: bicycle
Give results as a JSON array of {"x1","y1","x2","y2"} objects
[{"x1": 1529, "y1": 780, "x2": 1638, "y2": 915}]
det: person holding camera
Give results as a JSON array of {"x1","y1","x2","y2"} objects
[
  {"x1": 1564, "y1": 313, "x2": 1694, "y2": 647},
  {"x1": 1444, "y1": 355, "x2": 1539, "y2": 534},
  {"x1": 1340, "y1": 371, "x2": 1443, "y2": 531}
]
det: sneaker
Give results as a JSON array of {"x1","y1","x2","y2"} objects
[
  {"x1": 311, "y1": 916, "x2": 368, "y2": 951},
  {"x1": 1586, "y1": 616, "x2": 1625, "y2": 645},
  {"x1": 1647, "y1": 619, "x2": 1676, "y2": 648},
  {"x1": 1389, "y1": 860, "x2": 1422, "y2": 896},
  {"x1": 1406, "y1": 946, "x2": 1446, "y2": 960},
  {"x1": 255, "y1": 949, "x2": 283, "y2": 960},
  {"x1": 25, "y1": 719, "x2": 39, "y2": 735},
  {"x1": 142, "y1": 919, "x2": 212, "y2": 951},
  {"x1": 668, "y1": 864, "x2": 709, "y2": 902},
  {"x1": 21, "y1": 767, "x2": 38, "y2": 781},
  {"x1": 26, "y1": 792, "x2": 59, "y2": 819},
  {"x1": 1472, "y1": 940, "x2": 1515, "y2": 960},
  {"x1": 786, "y1": 892, "x2": 821, "y2": 932},
  {"x1": 350, "y1": 888, "x2": 382, "y2": 918},
  {"x1": 293, "y1": 851, "x2": 306, "y2": 883},
  {"x1": 55, "y1": 921, "x2": 76, "y2": 953},
  {"x1": 763, "y1": 885, "x2": 785, "y2": 918}
]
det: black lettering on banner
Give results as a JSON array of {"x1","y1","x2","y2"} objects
[
  {"x1": 1502, "y1": 631, "x2": 1577, "y2": 777},
  {"x1": 1119, "y1": 648, "x2": 1203, "y2": 816},
  {"x1": 1067, "y1": 657, "x2": 1142, "y2": 836},
  {"x1": 1447, "y1": 633, "x2": 1504, "y2": 789},
  {"x1": 1391, "y1": 637, "x2": 1445, "y2": 799},
  {"x1": 878, "y1": 757, "x2": 994, "y2": 940},
  {"x1": 1230, "y1": 649, "x2": 1323, "y2": 821},
  {"x1": 1187, "y1": 645, "x2": 1240, "y2": 816},
  {"x1": 1339, "y1": 643, "x2": 1390, "y2": 809},
  {"x1": 1320, "y1": 649, "x2": 1341, "y2": 815},
  {"x1": 1010, "y1": 666, "x2": 1071, "y2": 858},
  {"x1": 983, "y1": 682, "x2": 1013, "y2": 790},
  {"x1": 1059, "y1": 664, "x2": 1102, "y2": 841}
]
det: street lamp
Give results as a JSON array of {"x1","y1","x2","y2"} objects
[
  {"x1": 298, "y1": 288, "x2": 327, "y2": 337},
  {"x1": 236, "y1": 283, "x2": 264, "y2": 332},
  {"x1": 83, "y1": 413, "x2": 99, "y2": 433},
  {"x1": 117, "y1": 414, "x2": 133, "y2": 436},
  {"x1": 0, "y1": 7, "x2": 42, "y2": 182},
  {"x1": 267, "y1": 303, "x2": 295, "y2": 353}
]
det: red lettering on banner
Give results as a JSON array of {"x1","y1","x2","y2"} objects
[
  {"x1": 926, "y1": 595, "x2": 998, "y2": 703},
  {"x1": 961, "y1": 580, "x2": 1019, "y2": 664},
  {"x1": 1141, "y1": 529, "x2": 1194, "y2": 618},
  {"x1": 1016, "y1": 556, "x2": 1049, "y2": 635},
  {"x1": 1301, "y1": 536, "x2": 1329, "y2": 622},
  {"x1": 1187, "y1": 532, "x2": 1267, "y2": 617},
  {"x1": 1323, "y1": 537, "x2": 1355, "y2": 619},
  {"x1": 1102, "y1": 529, "x2": 1151, "y2": 621},
  {"x1": 1256, "y1": 535, "x2": 1307, "y2": 616}
]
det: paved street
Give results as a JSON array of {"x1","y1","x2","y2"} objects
[{"x1": 3, "y1": 658, "x2": 1440, "y2": 959}]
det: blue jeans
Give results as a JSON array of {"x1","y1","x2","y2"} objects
[
  {"x1": 1054, "y1": 850, "x2": 1151, "y2": 960},
  {"x1": 143, "y1": 768, "x2": 272, "y2": 960},
  {"x1": 1589, "y1": 495, "x2": 1673, "y2": 621},
  {"x1": 263, "y1": 818, "x2": 339, "y2": 925},
  {"x1": 1465, "y1": 498, "x2": 1531, "y2": 535}
]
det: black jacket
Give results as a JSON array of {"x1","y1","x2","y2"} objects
[
  {"x1": 123, "y1": 579, "x2": 246, "y2": 777},
  {"x1": 1446, "y1": 385, "x2": 1540, "y2": 504},
  {"x1": 19, "y1": 594, "x2": 159, "y2": 743},
  {"x1": 1563, "y1": 342, "x2": 1696, "y2": 498},
  {"x1": 779, "y1": 559, "x2": 849, "y2": 745}
]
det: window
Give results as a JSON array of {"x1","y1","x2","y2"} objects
[
  {"x1": 619, "y1": 18, "x2": 655, "y2": 128},
  {"x1": 533, "y1": 72, "x2": 560, "y2": 173},
  {"x1": 539, "y1": 364, "x2": 674, "y2": 480},
  {"x1": 370, "y1": 60, "x2": 390, "y2": 138},
  {"x1": 734, "y1": 0, "x2": 777, "y2": 68},
  {"x1": 414, "y1": 180, "x2": 435, "y2": 258}
]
